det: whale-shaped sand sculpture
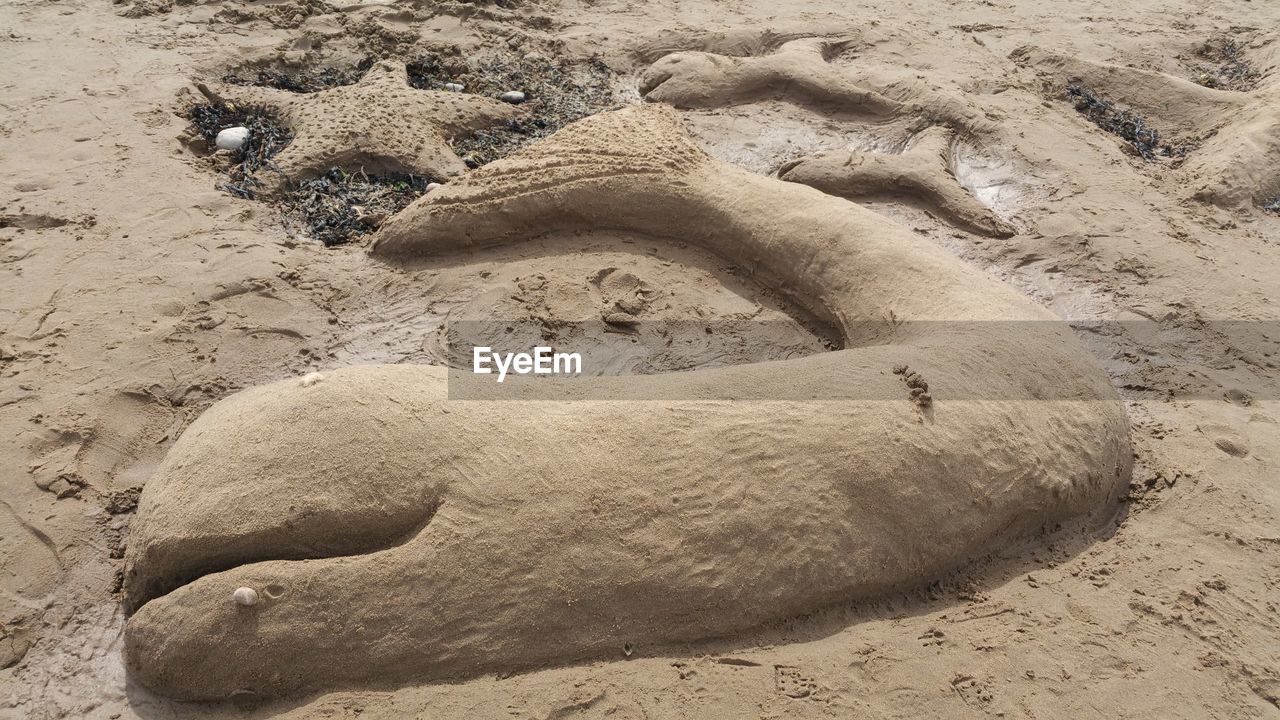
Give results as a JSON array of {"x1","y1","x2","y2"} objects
[{"x1": 124, "y1": 105, "x2": 1131, "y2": 701}]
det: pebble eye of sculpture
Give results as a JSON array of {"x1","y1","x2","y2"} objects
[{"x1": 123, "y1": 105, "x2": 1130, "y2": 701}]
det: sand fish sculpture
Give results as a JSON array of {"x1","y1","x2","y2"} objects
[{"x1": 124, "y1": 104, "x2": 1130, "y2": 701}]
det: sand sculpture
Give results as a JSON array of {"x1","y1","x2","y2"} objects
[
  {"x1": 638, "y1": 38, "x2": 1015, "y2": 234},
  {"x1": 1012, "y1": 47, "x2": 1280, "y2": 210},
  {"x1": 205, "y1": 60, "x2": 518, "y2": 191},
  {"x1": 638, "y1": 37, "x2": 997, "y2": 131},
  {"x1": 778, "y1": 126, "x2": 1016, "y2": 236},
  {"x1": 639, "y1": 37, "x2": 901, "y2": 118},
  {"x1": 123, "y1": 105, "x2": 1131, "y2": 701}
]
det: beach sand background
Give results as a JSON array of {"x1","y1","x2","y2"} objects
[{"x1": 1, "y1": 0, "x2": 1278, "y2": 716}]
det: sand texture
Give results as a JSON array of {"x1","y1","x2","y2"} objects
[
  {"x1": 1, "y1": 0, "x2": 1278, "y2": 717},
  {"x1": 202, "y1": 60, "x2": 519, "y2": 190},
  {"x1": 122, "y1": 106, "x2": 1129, "y2": 700}
]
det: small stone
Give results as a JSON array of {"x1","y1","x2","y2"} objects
[
  {"x1": 215, "y1": 126, "x2": 250, "y2": 152},
  {"x1": 232, "y1": 587, "x2": 258, "y2": 607},
  {"x1": 425, "y1": 182, "x2": 443, "y2": 192},
  {"x1": 443, "y1": 82, "x2": 464, "y2": 92},
  {"x1": 604, "y1": 312, "x2": 640, "y2": 327},
  {"x1": 499, "y1": 90, "x2": 526, "y2": 104},
  {"x1": 300, "y1": 372, "x2": 324, "y2": 387}
]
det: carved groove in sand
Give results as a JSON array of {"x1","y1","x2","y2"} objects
[{"x1": 124, "y1": 105, "x2": 1130, "y2": 701}]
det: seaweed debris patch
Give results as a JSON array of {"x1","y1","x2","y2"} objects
[
  {"x1": 222, "y1": 57, "x2": 375, "y2": 94},
  {"x1": 185, "y1": 99, "x2": 431, "y2": 245},
  {"x1": 279, "y1": 169, "x2": 432, "y2": 246},
  {"x1": 1191, "y1": 36, "x2": 1261, "y2": 91},
  {"x1": 404, "y1": 53, "x2": 459, "y2": 91},
  {"x1": 186, "y1": 101, "x2": 293, "y2": 198},
  {"x1": 408, "y1": 52, "x2": 617, "y2": 167},
  {"x1": 1066, "y1": 84, "x2": 1195, "y2": 162}
]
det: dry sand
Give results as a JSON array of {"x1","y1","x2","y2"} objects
[{"x1": 1, "y1": 0, "x2": 1278, "y2": 717}]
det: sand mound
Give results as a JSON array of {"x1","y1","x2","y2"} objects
[
  {"x1": 123, "y1": 105, "x2": 1130, "y2": 701},
  {"x1": 1013, "y1": 46, "x2": 1280, "y2": 210}
]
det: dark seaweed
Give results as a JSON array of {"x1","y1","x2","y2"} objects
[
  {"x1": 1066, "y1": 84, "x2": 1194, "y2": 161},
  {"x1": 186, "y1": 102, "x2": 293, "y2": 197},
  {"x1": 188, "y1": 104, "x2": 424, "y2": 245},
  {"x1": 409, "y1": 52, "x2": 615, "y2": 167},
  {"x1": 1193, "y1": 37, "x2": 1260, "y2": 91},
  {"x1": 405, "y1": 53, "x2": 460, "y2": 91},
  {"x1": 279, "y1": 168, "x2": 431, "y2": 246},
  {"x1": 223, "y1": 58, "x2": 374, "y2": 94}
]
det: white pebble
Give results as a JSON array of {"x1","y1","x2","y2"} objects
[
  {"x1": 443, "y1": 82, "x2": 464, "y2": 92},
  {"x1": 232, "y1": 587, "x2": 258, "y2": 607},
  {"x1": 499, "y1": 90, "x2": 526, "y2": 104},
  {"x1": 425, "y1": 182, "x2": 443, "y2": 192},
  {"x1": 215, "y1": 126, "x2": 250, "y2": 152},
  {"x1": 300, "y1": 372, "x2": 324, "y2": 387}
]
